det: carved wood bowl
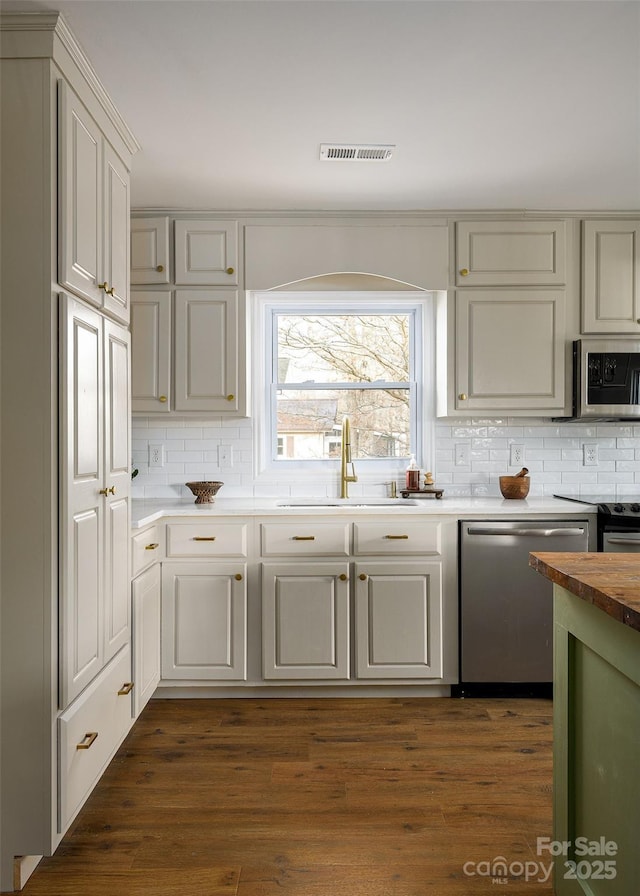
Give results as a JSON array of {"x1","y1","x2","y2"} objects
[
  {"x1": 185, "y1": 481, "x2": 224, "y2": 504},
  {"x1": 499, "y1": 475, "x2": 530, "y2": 499}
]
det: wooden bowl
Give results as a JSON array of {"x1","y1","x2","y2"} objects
[
  {"x1": 499, "y1": 475, "x2": 530, "y2": 499},
  {"x1": 185, "y1": 481, "x2": 224, "y2": 504}
]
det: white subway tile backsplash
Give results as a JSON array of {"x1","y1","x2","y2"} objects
[{"x1": 131, "y1": 415, "x2": 640, "y2": 499}]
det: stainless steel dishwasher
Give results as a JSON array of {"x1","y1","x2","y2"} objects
[{"x1": 456, "y1": 518, "x2": 591, "y2": 696}]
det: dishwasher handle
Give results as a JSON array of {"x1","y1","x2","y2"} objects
[{"x1": 466, "y1": 526, "x2": 587, "y2": 537}]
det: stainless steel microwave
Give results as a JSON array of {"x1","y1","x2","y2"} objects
[{"x1": 572, "y1": 339, "x2": 640, "y2": 419}]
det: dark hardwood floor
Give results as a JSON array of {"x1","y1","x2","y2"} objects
[{"x1": 16, "y1": 697, "x2": 554, "y2": 895}]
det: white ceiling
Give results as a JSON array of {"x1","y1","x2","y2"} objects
[{"x1": 5, "y1": 0, "x2": 640, "y2": 211}]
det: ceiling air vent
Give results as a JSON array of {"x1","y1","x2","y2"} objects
[{"x1": 320, "y1": 144, "x2": 395, "y2": 161}]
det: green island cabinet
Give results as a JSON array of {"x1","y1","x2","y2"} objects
[{"x1": 530, "y1": 553, "x2": 640, "y2": 896}]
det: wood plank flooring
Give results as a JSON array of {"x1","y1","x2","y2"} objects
[{"x1": 15, "y1": 697, "x2": 554, "y2": 895}]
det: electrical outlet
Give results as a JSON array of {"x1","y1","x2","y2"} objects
[
  {"x1": 218, "y1": 445, "x2": 234, "y2": 467},
  {"x1": 510, "y1": 444, "x2": 525, "y2": 466},
  {"x1": 583, "y1": 443, "x2": 599, "y2": 466},
  {"x1": 148, "y1": 444, "x2": 165, "y2": 468},
  {"x1": 455, "y1": 443, "x2": 470, "y2": 466}
]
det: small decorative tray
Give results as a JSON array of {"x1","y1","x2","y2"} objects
[{"x1": 400, "y1": 488, "x2": 444, "y2": 499}]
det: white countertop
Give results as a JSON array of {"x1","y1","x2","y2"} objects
[{"x1": 131, "y1": 496, "x2": 596, "y2": 529}]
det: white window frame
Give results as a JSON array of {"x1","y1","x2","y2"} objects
[{"x1": 252, "y1": 291, "x2": 435, "y2": 485}]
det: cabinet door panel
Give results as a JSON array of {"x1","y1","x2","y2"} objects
[
  {"x1": 131, "y1": 291, "x2": 172, "y2": 413},
  {"x1": 174, "y1": 291, "x2": 239, "y2": 412},
  {"x1": 104, "y1": 496, "x2": 130, "y2": 662},
  {"x1": 455, "y1": 290, "x2": 566, "y2": 410},
  {"x1": 131, "y1": 217, "x2": 170, "y2": 284},
  {"x1": 59, "y1": 296, "x2": 105, "y2": 706},
  {"x1": 582, "y1": 220, "x2": 640, "y2": 333},
  {"x1": 456, "y1": 221, "x2": 566, "y2": 286},
  {"x1": 175, "y1": 220, "x2": 238, "y2": 285},
  {"x1": 59, "y1": 83, "x2": 102, "y2": 307},
  {"x1": 102, "y1": 143, "x2": 130, "y2": 324},
  {"x1": 132, "y1": 564, "x2": 161, "y2": 717},
  {"x1": 162, "y1": 562, "x2": 247, "y2": 680},
  {"x1": 262, "y1": 562, "x2": 350, "y2": 680},
  {"x1": 355, "y1": 561, "x2": 443, "y2": 679}
]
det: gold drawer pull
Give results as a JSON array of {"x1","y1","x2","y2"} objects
[
  {"x1": 193, "y1": 536, "x2": 216, "y2": 542},
  {"x1": 76, "y1": 732, "x2": 98, "y2": 751},
  {"x1": 145, "y1": 543, "x2": 159, "y2": 550},
  {"x1": 235, "y1": 573, "x2": 243, "y2": 581},
  {"x1": 385, "y1": 534, "x2": 409, "y2": 540},
  {"x1": 293, "y1": 535, "x2": 315, "y2": 541},
  {"x1": 226, "y1": 267, "x2": 235, "y2": 275},
  {"x1": 359, "y1": 573, "x2": 367, "y2": 581},
  {"x1": 118, "y1": 682, "x2": 134, "y2": 696},
  {"x1": 339, "y1": 573, "x2": 348, "y2": 581}
]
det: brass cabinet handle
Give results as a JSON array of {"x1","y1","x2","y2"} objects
[
  {"x1": 226, "y1": 267, "x2": 235, "y2": 275},
  {"x1": 359, "y1": 573, "x2": 367, "y2": 581},
  {"x1": 458, "y1": 393, "x2": 467, "y2": 401},
  {"x1": 118, "y1": 682, "x2": 134, "y2": 696},
  {"x1": 98, "y1": 281, "x2": 109, "y2": 292},
  {"x1": 76, "y1": 732, "x2": 98, "y2": 751},
  {"x1": 339, "y1": 573, "x2": 348, "y2": 581},
  {"x1": 235, "y1": 573, "x2": 243, "y2": 581},
  {"x1": 108, "y1": 486, "x2": 115, "y2": 495},
  {"x1": 159, "y1": 395, "x2": 168, "y2": 403},
  {"x1": 145, "y1": 543, "x2": 159, "y2": 551},
  {"x1": 385, "y1": 534, "x2": 409, "y2": 539},
  {"x1": 193, "y1": 536, "x2": 216, "y2": 541},
  {"x1": 99, "y1": 488, "x2": 109, "y2": 496},
  {"x1": 293, "y1": 535, "x2": 315, "y2": 541},
  {"x1": 156, "y1": 264, "x2": 164, "y2": 273},
  {"x1": 107, "y1": 286, "x2": 115, "y2": 296},
  {"x1": 460, "y1": 268, "x2": 469, "y2": 276},
  {"x1": 226, "y1": 394, "x2": 235, "y2": 401}
]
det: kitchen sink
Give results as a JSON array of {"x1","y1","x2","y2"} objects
[{"x1": 276, "y1": 498, "x2": 420, "y2": 508}]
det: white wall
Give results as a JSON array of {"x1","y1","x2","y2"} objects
[{"x1": 132, "y1": 416, "x2": 640, "y2": 500}]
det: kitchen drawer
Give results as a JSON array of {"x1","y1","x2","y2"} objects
[
  {"x1": 132, "y1": 524, "x2": 163, "y2": 577},
  {"x1": 353, "y1": 521, "x2": 441, "y2": 555},
  {"x1": 58, "y1": 646, "x2": 133, "y2": 832},
  {"x1": 166, "y1": 521, "x2": 249, "y2": 557},
  {"x1": 261, "y1": 522, "x2": 350, "y2": 557}
]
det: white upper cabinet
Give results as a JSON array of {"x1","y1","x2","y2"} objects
[
  {"x1": 130, "y1": 291, "x2": 172, "y2": 413},
  {"x1": 455, "y1": 220, "x2": 566, "y2": 286},
  {"x1": 130, "y1": 217, "x2": 170, "y2": 284},
  {"x1": 455, "y1": 289, "x2": 567, "y2": 411},
  {"x1": 174, "y1": 219, "x2": 238, "y2": 285},
  {"x1": 582, "y1": 220, "x2": 640, "y2": 334},
  {"x1": 59, "y1": 82, "x2": 131, "y2": 324},
  {"x1": 174, "y1": 290, "x2": 242, "y2": 413},
  {"x1": 244, "y1": 223, "x2": 449, "y2": 289}
]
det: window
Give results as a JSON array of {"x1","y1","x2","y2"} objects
[{"x1": 254, "y1": 292, "x2": 432, "y2": 475}]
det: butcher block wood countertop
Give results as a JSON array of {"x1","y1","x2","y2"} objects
[{"x1": 529, "y1": 552, "x2": 640, "y2": 633}]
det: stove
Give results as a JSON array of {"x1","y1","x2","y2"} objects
[{"x1": 555, "y1": 493, "x2": 640, "y2": 551}]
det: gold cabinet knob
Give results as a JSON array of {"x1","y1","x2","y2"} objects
[
  {"x1": 98, "y1": 281, "x2": 109, "y2": 292},
  {"x1": 159, "y1": 395, "x2": 168, "y2": 403},
  {"x1": 145, "y1": 543, "x2": 159, "y2": 551},
  {"x1": 226, "y1": 394, "x2": 235, "y2": 402},
  {"x1": 226, "y1": 267, "x2": 235, "y2": 275},
  {"x1": 108, "y1": 486, "x2": 116, "y2": 495},
  {"x1": 235, "y1": 573, "x2": 243, "y2": 581},
  {"x1": 358, "y1": 573, "x2": 367, "y2": 581},
  {"x1": 117, "y1": 682, "x2": 134, "y2": 696},
  {"x1": 460, "y1": 268, "x2": 469, "y2": 277},
  {"x1": 339, "y1": 573, "x2": 348, "y2": 581},
  {"x1": 107, "y1": 286, "x2": 115, "y2": 296},
  {"x1": 99, "y1": 488, "x2": 108, "y2": 496},
  {"x1": 156, "y1": 264, "x2": 164, "y2": 273},
  {"x1": 458, "y1": 393, "x2": 467, "y2": 401}
]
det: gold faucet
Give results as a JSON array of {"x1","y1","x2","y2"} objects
[{"x1": 340, "y1": 416, "x2": 358, "y2": 498}]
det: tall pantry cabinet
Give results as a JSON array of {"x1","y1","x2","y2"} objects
[{"x1": 0, "y1": 14, "x2": 139, "y2": 891}]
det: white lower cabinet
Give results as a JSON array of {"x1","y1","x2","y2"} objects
[
  {"x1": 161, "y1": 561, "x2": 247, "y2": 680},
  {"x1": 354, "y1": 561, "x2": 443, "y2": 679},
  {"x1": 132, "y1": 564, "x2": 161, "y2": 717},
  {"x1": 262, "y1": 562, "x2": 350, "y2": 680},
  {"x1": 58, "y1": 645, "x2": 133, "y2": 832}
]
